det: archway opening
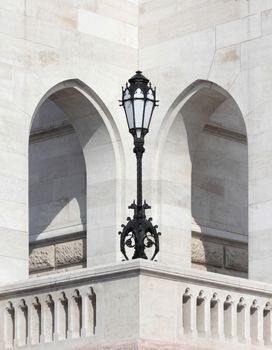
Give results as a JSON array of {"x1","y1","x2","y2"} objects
[
  {"x1": 187, "y1": 86, "x2": 248, "y2": 277},
  {"x1": 158, "y1": 81, "x2": 248, "y2": 276},
  {"x1": 29, "y1": 83, "x2": 118, "y2": 275}
]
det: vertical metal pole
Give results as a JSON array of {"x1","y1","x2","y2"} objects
[{"x1": 134, "y1": 138, "x2": 145, "y2": 218}]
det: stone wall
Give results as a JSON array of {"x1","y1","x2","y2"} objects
[
  {"x1": 191, "y1": 232, "x2": 248, "y2": 277},
  {"x1": 29, "y1": 233, "x2": 86, "y2": 276},
  {"x1": 29, "y1": 231, "x2": 247, "y2": 278},
  {"x1": 29, "y1": 96, "x2": 87, "y2": 243}
]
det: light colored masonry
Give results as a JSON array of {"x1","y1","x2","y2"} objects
[{"x1": 0, "y1": 0, "x2": 272, "y2": 349}]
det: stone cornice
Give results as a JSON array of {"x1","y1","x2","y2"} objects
[
  {"x1": 29, "y1": 122, "x2": 74, "y2": 143},
  {"x1": 203, "y1": 122, "x2": 247, "y2": 144},
  {"x1": 1, "y1": 260, "x2": 272, "y2": 299}
]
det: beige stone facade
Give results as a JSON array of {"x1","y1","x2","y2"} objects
[{"x1": 0, "y1": 0, "x2": 272, "y2": 349}]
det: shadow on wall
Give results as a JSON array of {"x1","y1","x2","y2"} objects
[
  {"x1": 184, "y1": 85, "x2": 248, "y2": 276},
  {"x1": 29, "y1": 90, "x2": 88, "y2": 241},
  {"x1": 29, "y1": 79, "x2": 122, "y2": 271},
  {"x1": 157, "y1": 80, "x2": 248, "y2": 275}
]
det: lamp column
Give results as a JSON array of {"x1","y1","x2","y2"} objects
[{"x1": 118, "y1": 71, "x2": 161, "y2": 261}]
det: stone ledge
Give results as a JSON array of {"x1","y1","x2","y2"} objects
[
  {"x1": 2, "y1": 260, "x2": 272, "y2": 299},
  {"x1": 46, "y1": 338, "x2": 261, "y2": 350}
]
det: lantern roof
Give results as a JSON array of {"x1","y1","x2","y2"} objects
[{"x1": 128, "y1": 71, "x2": 149, "y2": 85}]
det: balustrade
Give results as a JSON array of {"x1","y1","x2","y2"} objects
[
  {"x1": 0, "y1": 285, "x2": 96, "y2": 348},
  {"x1": 181, "y1": 284, "x2": 272, "y2": 346},
  {"x1": 0, "y1": 261, "x2": 272, "y2": 349}
]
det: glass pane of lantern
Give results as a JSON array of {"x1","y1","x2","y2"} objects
[
  {"x1": 124, "y1": 89, "x2": 130, "y2": 100},
  {"x1": 143, "y1": 89, "x2": 155, "y2": 128},
  {"x1": 143, "y1": 100, "x2": 153, "y2": 128},
  {"x1": 134, "y1": 88, "x2": 144, "y2": 128},
  {"x1": 124, "y1": 100, "x2": 134, "y2": 129},
  {"x1": 136, "y1": 129, "x2": 142, "y2": 138},
  {"x1": 123, "y1": 89, "x2": 134, "y2": 129}
]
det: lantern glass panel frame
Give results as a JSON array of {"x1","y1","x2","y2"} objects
[{"x1": 121, "y1": 71, "x2": 158, "y2": 139}]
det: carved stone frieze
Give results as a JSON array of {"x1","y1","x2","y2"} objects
[
  {"x1": 29, "y1": 246, "x2": 54, "y2": 271},
  {"x1": 55, "y1": 239, "x2": 85, "y2": 266},
  {"x1": 191, "y1": 238, "x2": 224, "y2": 267}
]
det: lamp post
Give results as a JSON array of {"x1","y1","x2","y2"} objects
[{"x1": 119, "y1": 71, "x2": 161, "y2": 261}]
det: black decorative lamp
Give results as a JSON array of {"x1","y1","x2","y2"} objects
[{"x1": 119, "y1": 71, "x2": 161, "y2": 260}]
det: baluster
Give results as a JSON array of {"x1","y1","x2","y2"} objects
[
  {"x1": 42, "y1": 294, "x2": 54, "y2": 343},
  {"x1": 263, "y1": 302, "x2": 272, "y2": 345},
  {"x1": 250, "y1": 299, "x2": 263, "y2": 346},
  {"x1": 57, "y1": 292, "x2": 68, "y2": 341},
  {"x1": 236, "y1": 297, "x2": 249, "y2": 343},
  {"x1": 210, "y1": 293, "x2": 223, "y2": 339},
  {"x1": 82, "y1": 287, "x2": 96, "y2": 337},
  {"x1": 196, "y1": 290, "x2": 209, "y2": 336},
  {"x1": 88, "y1": 287, "x2": 96, "y2": 336},
  {"x1": 30, "y1": 297, "x2": 41, "y2": 345},
  {"x1": 182, "y1": 288, "x2": 196, "y2": 336},
  {"x1": 69, "y1": 289, "x2": 82, "y2": 338},
  {"x1": 4, "y1": 301, "x2": 15, "y2": 348},
  {"x1": 16, "y1": 299, "x2": 28, "y2": 347},
  {"x1": 224, "y1": 295, "x2": 236, "y2": 340}
]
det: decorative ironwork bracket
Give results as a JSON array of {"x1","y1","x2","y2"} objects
[{"x1": 119, "y1": 137, "x2": 161, "y2": 260}]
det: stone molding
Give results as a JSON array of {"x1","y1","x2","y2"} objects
[
  {"x1": 1, "y1": 260, "x2": 271, "y2": 350},
  {"x1": 1, "y1": 260, "x2": 272, "y2": 299},
  {"x1": 203, "y1": 122, "x2": 247, "y2": 144},
  {"x1": 66, "y1": 339, "x2": 212, "y2": 350},
  {"x1": 29, "y1": 122, "x2": 74, "y2": 143}
]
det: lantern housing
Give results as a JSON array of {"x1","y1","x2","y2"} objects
[{"x1": 121, "y1": 71, "x2": 158, "y2": 139}]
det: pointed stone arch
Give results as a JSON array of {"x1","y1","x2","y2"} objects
[
  {"x1": 154, "y1": 80, "x2": 248, "y2": 271},
  {"x1": 29, "y1": 79, "x2": 124, "y2": 271}
]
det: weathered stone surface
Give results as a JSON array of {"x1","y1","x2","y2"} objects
[
  {"x1": 191, "y1": 238, "x2": 224, "y2": 267},
  {"x1": 225, "y1": 246, "x2": 248, "y2": 272},
  {"x1": 75, "y1": 339, "x2": 210, "y2": 350},
  {"x1": 29, "y1": 245, "x2": 54, "y2": 271},
  {"x1": 55, "y1": 239, "x2": 85, "y2": 266}
]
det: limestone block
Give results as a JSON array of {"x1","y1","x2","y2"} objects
[
  {"x1": 27, "y1": 13, "x2": 74, "y2": 42},
  {"x1": 29, "y1": 246, "x2": 54, "y2": 271},
  {"x1": 191, "y1": 238, "x2": 224, "y2": 267},
  {"x1": 0, "y1": 255, "x2": 28, "y2": 283},
  {"x1": 209, "y1": 45, "x2": 240, "y2": 90},
  {"x1": 0, "y1": 9, "x2": 24, "y2": 40},
  {"x1": 0, "y1": 1, "x2": 25, "y2": 14},
  {"x1": 0, "y1": 199, "x2": 26, "y2": 231},
  {"x1": 216, "y1": 14, "x2": 261, "y2": 49},
  {"x1": 140, "y1": 0, "x2": 248, "y2": 48},
  {"x1": 262, "y1": 8, "x2": 272, "y2": 35},
  {"x1": 140, "y1": 28, "x2": 215, "y2": 73},
  {"x1": 77, "y1": 9, "x2": 138, "y2": 48},
  {"x1": 241, "y1": 33, "x2": 272, "y2": 70},
  {"x1": 96, "y1": 0, "x2": 138, "y2": 26},
  {"x1": 26, "y1": 0, "x2": 77, "y2": 31},
  {"x1": 225, "y1": 246, "x2": 248, "y2": 272},
  {"x1": 248, "y1": 1, "x2": 272, "y2": 14},
  {"x1": 55, "y1": 239, "x2": 85, "y2": 266}
]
